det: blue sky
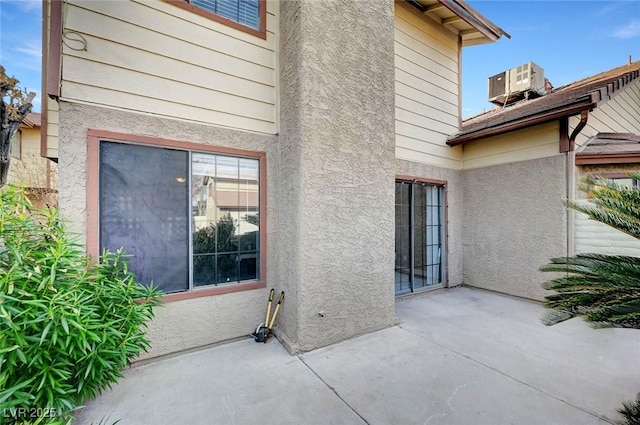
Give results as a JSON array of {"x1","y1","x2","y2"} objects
[
  {"x1": 0, "y1": 0, "x2": 41, "y2": 111},
  {"x1": 0, "y1": 0, "x2": 639, "y2": 118},
  {"x1": 463, "y1": 1, "x2": 640, "y2": 117}
]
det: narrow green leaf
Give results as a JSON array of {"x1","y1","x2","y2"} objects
[
  {"x1": 40, "y1": 321, "x2": 53, "y2": 345},
  {"x1": 15, "y1": 348, "x2": 27, "y2": 364},
  {"x1": 60, "y1": 315, "x2": 69, "y2": 334}
]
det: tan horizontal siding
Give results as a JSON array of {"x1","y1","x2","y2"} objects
[
  {"x1": 60, "y1": 0, "x2": 277, "y2": 134},
  {"x1": 395, "y1": 38, "x2": 457, "y2": 85},
  {"x1": 573, "y1": 81, "x2": 640, "y2": 149},
  {"x1": 394, "y1": 29, "x2": 456, "y2": 73},
  {"x1": 63, "y1": 56, "x2": 273, "y2": 120},
  {"x1": 575, "y1": 205, "x2": 640, "y2": 256},
  {"x1": 396, "y1": 113, "x2": 454, "y2": 141},
  {"x1": 394, "y1": 3, "x2": 461, "y2": 170},
  {"x1": 64, "y1": 83, "x2": 275, "y2": 134},
  {"x1": 396, "y1": 97, "x2": 459, "y2": 134},
  {"x1": 65, "y1": 6, "x2": 274, "y2": 85},
  {"x1": 141, "y1": 0, "x2": 278, "y2": 43},
  {"x1": 396, "y1": 94, "x2": 459, "y2": 129},
  {"x1": 462, "y1": 121, "x2": 560, "y2": 169},
  {"x1": 395, "y1": 143, "x2": 462, "y2": 170},
  {"x1": 43, "y1": 0, "x2": 58, "y2": 159},
  {"x1": 8, "y1": 127, "x2": 53, "y2": 188},
  {"x1": 395, "y1": 3, "x2": 458, "y2": 59},
  {"x1": 46, "y1": 99, "x2": 59, "y2": 157},
  {"x1": 70, "y1": 0, "x2": 276, "y2": 59},
  {"x1": 63, "y1": 36, "x2": 275, "y2": 104},
  {"x1": 395, "y1": 82, "x2": 458, "y2": 117},
  {"x1": 395, "y1": 57, "x2": 458, "y2": 100}
]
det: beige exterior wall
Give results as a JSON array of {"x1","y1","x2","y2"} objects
[
  {"x1": 461, "y1": 121, "x2": 560, "y2": 170},
  {"x1": 459, "y1": 79, "x2": 640, "y2": 300},
  {"x1": 571, "y1": 81, "x2": 640, "y2": 256},
  {"x1": 394, "y1": 3, "x2": 463, "y2": 170},
  {"x1": 459, "y1": 80, "x2": 640, "y2": 173},
  {"x1": 59, "y1": 0, "x2": 278, "y2": 135},
  {"x1": 8, "y1": 126, "x2": 57, "y2": 191},
  {"x1": 45, "y1": 101, "x2": 59, "y2": 158},
  {"x1": 574, "y1": 164, "x2": 640, "y2": 256},
  {"x1": 277, "y1": 0, "x2": 397, "y2": 353},
  {"x1": 462, "y1": 155, "x2": 568, "y2": 300},
  {"x1": 43, "y1": 0, "x2": 59, "y2": 159},
  {"x1": 57, "y1": 102, "x2": 278, "y2": 360},
  {"x1": 573, "y1": 80, "x2": 640, "y2": 149},
  {"x1": 575, "y1": 205, "x2": 640, "y2": 256}
]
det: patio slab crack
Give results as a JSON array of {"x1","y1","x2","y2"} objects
[
  {"x1": 423, "y1": 379, "x2": 483, "y2": 424},
  {"x1": 298, "y1": 355, "x2": 370, "y2": 425},
  {"x1": 398, "y1": 323, "x2": 617, "y2": 425}
]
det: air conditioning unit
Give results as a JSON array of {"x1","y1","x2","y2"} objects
[{"x1": 488, "y1": 62, "x2": 545, "y2": 105}]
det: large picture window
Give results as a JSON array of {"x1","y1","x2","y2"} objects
[
  {"x1": 395, "y1": 180, "x2": 446, "y2": 296},
  {"x1": 97, "y1": 139, "x2": 263, "y2": 296}
]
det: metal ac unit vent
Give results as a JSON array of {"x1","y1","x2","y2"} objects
[
  {"x1": 488, "y1": 71, "x2": 507, "y2": 100},
  {"x1": 488, "y1": 62, "x2": 545, "y2": 105}
]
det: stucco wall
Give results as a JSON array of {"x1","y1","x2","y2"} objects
[
  {"x1": 57, "y1": 101, "x2": 278, "y2": 360},
  {"x1": 278, "y1": 0, "x2": 397, "y2": 353},
  {"x1": 395, "y1": 159, "x2": 463, "y2": 286},
  {"x1": 462, "y1": 155, "x2": 568, "y2": 300}
]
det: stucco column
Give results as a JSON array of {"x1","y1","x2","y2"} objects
[{"x1": 277, "y1": 0, "x2": 397, "y2": 352}]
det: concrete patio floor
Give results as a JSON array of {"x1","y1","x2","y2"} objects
[{"x1": 74, "y1": 287, "x2": 640, "y2": 425}]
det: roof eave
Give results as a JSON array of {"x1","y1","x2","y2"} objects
[
  {"x1": 576, "y1": 153, "x2": 640, "y2": 166},
  {"x1": 447, "y1": 98, "x2": 596, "y2": 146},
  {"x1": 19, "y1": 118, "x2": 35, "y2": 129},
  {"x1": 438, "y1": 0, "x2": 511, "y2": 42}
]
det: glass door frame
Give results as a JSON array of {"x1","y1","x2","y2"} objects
[{"x1": 394, "y1": 177, "x2": 448, "y2": 296}]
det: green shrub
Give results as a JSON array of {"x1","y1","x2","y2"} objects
[
  {"x1": 618, "y1": 393, "x2": 640, "y2": 425},
  {"x1": 0, "y1": 186, "x2": 162, "y2": 424},
  {"x1": 541, "y1": 175, "x2": 640, "y2": 424}
]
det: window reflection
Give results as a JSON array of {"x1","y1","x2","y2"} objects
[{"x1": 192, "y1": 153, "x2": 259, "y2": 287}]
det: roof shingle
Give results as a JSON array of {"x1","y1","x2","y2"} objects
[{"x1": 448, "y1": 61, "x2": 640, "y2": 146}]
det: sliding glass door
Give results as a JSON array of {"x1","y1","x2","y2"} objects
[{"x1": 395, "y1": 180, "x2": 445, "y2": 296}]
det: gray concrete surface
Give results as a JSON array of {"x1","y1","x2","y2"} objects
[{"x1": 74, "y1": 287, "x2": 640, "y2": 425}]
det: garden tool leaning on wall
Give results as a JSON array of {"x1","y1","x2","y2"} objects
[{"x1": 252, "y1": 289, "x2": 285, "y2": 343}]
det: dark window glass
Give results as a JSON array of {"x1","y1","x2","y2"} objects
[
  {"x1": 100, "y1": 142, "x2": 261, "y2": 294},
  {"x1": 395, "y1": 182, "x2": 411, "y2": 296},
  {"x1": 395, "y1": 180, "x2": 444, "y2": 296},
  {"x1": 100, "y1": 142, "x2": 189, "y2": 293}
]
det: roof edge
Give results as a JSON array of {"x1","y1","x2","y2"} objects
[
  {"x1": 438, "y1": 0, "x2": 511, "y2": 41},
  {"x1": 576, "y1": 153, "x2": 640, "y2": 166},
  {"x1": 447, "y1": 99, "x2": 595, "y2": 146},
  {"x1": 589, "y1": 68, "x2": 640, "y2": 106},
  {"x1": 452, "y1": 63, "x2": 640, "y2": 147}
]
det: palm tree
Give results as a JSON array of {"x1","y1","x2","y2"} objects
[
  {"x1": 541, "y1": 174, "x2": 640, "y2": 423},
  {"x1": 541, "y1": 175, "x2": 640, "y2": 327}
]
